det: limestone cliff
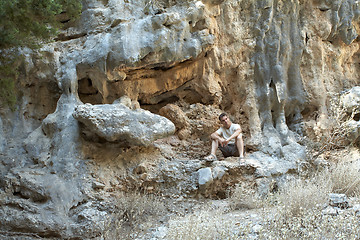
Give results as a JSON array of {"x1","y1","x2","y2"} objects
[{"x1": 0, "y1": 0, "x2": 359, "y2": 238}]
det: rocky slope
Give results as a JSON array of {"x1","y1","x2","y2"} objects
[{"x1": 0, "y1": 0, "x2": 360, "y2": 238}]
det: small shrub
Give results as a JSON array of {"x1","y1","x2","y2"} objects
[
  {"x1": 103, "y1": 192, "x2": 167, "y2": 239},
  {"x1": 257, "y1": 161, "x2": 360, "y2": 239},
  {"x1": 0, "y1": 54, "x2": 19, "y2": 108},
  {"x1": 0, "y1": 0, "x2": 82, "y2": 49},
  {"x1": 0, "y1": 0, "x2": 82, "y2": 108},
  {"x1": 274, "y1": 175, "x2": 331, "y2": 217},
  {"x1": 259, "y1": 207, "x2": 360, "y2": 239},
  {"x1": 166, "y1": 207, "x2": 241, "y2": 240},
  {"x1": 229, "y1": 182, "x2": 270, "y2": 210},
  {"x1": 308, "y1": 93, "x2": 358, "y2": 159},
  {"x1": 327, "y1": 160, "x2": 360, "y2": 197}
]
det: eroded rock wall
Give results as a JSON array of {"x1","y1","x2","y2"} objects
[{"x1": 0, "y1": 0, "x2": 360, "y2": 238}]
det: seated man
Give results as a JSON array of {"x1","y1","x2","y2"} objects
[{"x1": 205, "y1": 113, "x2": 244, "y2": 162}]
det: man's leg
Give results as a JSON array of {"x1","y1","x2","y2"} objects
[
  {"x1": 211, "y1": 139, "x2": 220, "y2": 156},
  {"x1": 205, "y1": 139, "x2": 219, "y2": 161},
  {"x1": 235, "y1": 134, "x2": 244, "y2": 158}
]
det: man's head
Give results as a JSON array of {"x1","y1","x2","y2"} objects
[{"x1": 219, "y1": 113, "x2": 231, "y2": 129}]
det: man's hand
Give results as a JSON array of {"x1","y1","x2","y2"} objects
[
  {"x1": 211, "y1": 132, "x2": 230, "y2": 147},
  {"x1": 219, "y1": 138, "x2": 229, "y2": 147}
]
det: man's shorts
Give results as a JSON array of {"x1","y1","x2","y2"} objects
[{"x1": 219, "y1": 143, "x2": 239, "y2": 157}]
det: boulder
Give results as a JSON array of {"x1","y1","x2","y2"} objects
[
  {"x1": 340, "y1": 87, "x2": 360, "y2": 143},
  {"x1": 353, "y1": 204, "x2": 360, "y2": 216},
  {"x1": 159, "y1": 104, "x2": 190, "y2": 130},
  {"x1": 329, "y1": 193, "x2": 350, "y2": 209},
  {"x1": 73, "y1": 103, "x2": 175, "y2": 146},
  {"x1": 212, "y1": 166, "x2": 227, "y2": 180},
  {"x1": 113, "y1": 95, "x2": 140, "y2": 110},
  {"x1": 159, "y1": 104, "x2": 191, "y2": 140},
  {"x1": 341, "y1": 87, "x2": 360, "y2": 114},
  {"x1": 198, "y1": 167, "x2": 213, "y2": 191},
  {"x1": 322, "y1": 206, "x2": 339, "y2": 216}
]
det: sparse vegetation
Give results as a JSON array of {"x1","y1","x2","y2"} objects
[
  {"x1": 327, "y1": 160, "x2": 360, "y2": 197},
  {"x1": 0, "y1": 0, "x2": 82, "y2": 108},
  {"x1": 0, "y1": 55, "x2": 18, "y2": 108},
  {"x1": 163, "y1": 160, "x2": 360, "y2": 240},
  {"x1": 229, "y1": 182, "x2": 267, "y2": 210},
  {"x1": 0, "y1": 0, "x2": 82, "y2": 49},
  {"x1": 259, "y1": 207, "x2": 360, "y2": 239},
  {"x1": 273, "y1": 175, "x2": 330, "y2": 217},
  {"x1": 166, "y1": 206, "x2": 241, "y2": 240},
  {"x1": 308, "y1": 93, "x2": 359, "y2": 159},
  {"x1": 103, "y1": 192, "x2": 167, "y2": 239}
]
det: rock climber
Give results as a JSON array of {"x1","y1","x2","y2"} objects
[{"x1": 204, "y1": 113, "x2": 245, "y2": 163}]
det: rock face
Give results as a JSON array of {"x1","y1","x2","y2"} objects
[
  {"x1": 73, "y1": 102, "x2": 175, "y2": 145},
  {"x1": 340, "y1": 87, "x2": 360, "y2": 144},
  {"x1": 0, "y1": 168, "x2": 86, "y2": 237},
  {"x1": 0, "y1": 118, "x2": 6, "y2": 152},
  {"x1": 1, "y1": 0, "x2": 360, "y2": 238}
]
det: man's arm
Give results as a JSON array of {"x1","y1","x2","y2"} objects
[
  {"x1": 223, "y1": 128, "x2": 242, "y2": 145},
  {"x1": 211, "y1": 131, "x2": 227, "y2": 146},
  {"x1": 211, "y1": 131, "x2": 224, "y2": 141}
]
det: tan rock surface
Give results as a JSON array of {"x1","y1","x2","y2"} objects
[{"x1": 1, "y1": 0, "x2": 360, "y2": 238}]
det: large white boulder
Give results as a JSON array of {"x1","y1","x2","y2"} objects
[{"x1": 73, "y1": 103, "x2": 175, "y2": 146}]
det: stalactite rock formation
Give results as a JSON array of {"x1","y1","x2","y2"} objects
[{"x1": 0, "y1": 0, "x2": 360, "y2": 238}]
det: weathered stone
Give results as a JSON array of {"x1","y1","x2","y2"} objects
[
  {"x1": 113, "y1": 95, "x2": 132, "y2": 108},
  {"x1": 329, "y1": 193, "x2": 350, "y2": 209},
  {"x1": 133, "y1": 163, "x2": 148, "y2": 174},
  {"x1": 212, "y1": 166, "x2": 227, "y2": 180},
  {"x1": 353, "y1": 204, "x2": 360, "y2": 216},
  {"x1": 159, "y1": 104, "x2": 190, "y2": 131},
  {"x1": 251, "y1": 224, "x2": 263, "y2": 234},
  {"x1": 338, "y1": 87, "x2": 360, "y2": 143},
  {"x1": 77, "y1": 203, "x2": 107, "y2": 223},
  {"x1": 345, "y1": 120, "x2": 360, "y2": 143},
  {"x1": 242, "y1": 151, "x2": 298, "y2": 178},
  {"x1": 73, "y1": 103, "x2": 175, "y2": 146},
  {"x1": 112, "y1": 95, "x2": 141, "y2": 110},
  {"x1": 0, "y1": 168, "x2": 84, "y2": 237},
  {"x1": 198, "y1": 167, "x2": 213, "y2": 190},
  {"x1": 325, "y1": 0, "x2": 359, "y2": 45},
  {"x1": 185, "y1": 103, "x2": 222, "y2": 140},
  {"x1": 341, "y1": 87, "x2": 360, "y2": 113},
  {"x1": 322, "y1": 206, "x2": 339, "y2": 216},
  {"x1": 1, "y1": 0, "x2": 360, "y2": 238},
  {"x1": 92, "y1": 181, "x2": 105, "y2": 190},
  {"x1": 177, "y1": 128, "x2": 192, "y2": 140}
]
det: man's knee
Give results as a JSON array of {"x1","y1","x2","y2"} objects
[
  {"x1": 236, "y1": 134, "x2": 243, "y2": 142},
  {"x1": 212, "y1": 138, "x2": 220, "y2": 144}
]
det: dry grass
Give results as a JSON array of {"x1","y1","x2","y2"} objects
[
  {"x1": 309, "y1": 93, "x2": 359, "y2": 159},
  {"x1": 259, "y1": 207, "x2": 360, "y2": 239},
  {"x1": 102, "y1": 192, "x2": 167, "y2": 239},
  {"x1": 274, "y1": 175, "x2": 331, "y2": 217},
  {"x1": 166, "y1": 206, "x2": 242, "y2": 240},
  {"x1": 258, "y1": 160, "x2": 360, "y2": 239},
  {"x1": 327, "y1": 160, "x2": 360, "y2": 197},
  {"x1": 229, "y1": 182, "x2": 269, "y2": 210},
  {"x1": 164, "y1": 160, "x2": 360, "y2": 240}
]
